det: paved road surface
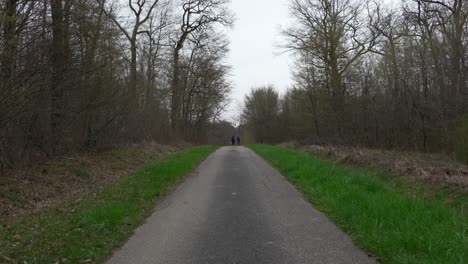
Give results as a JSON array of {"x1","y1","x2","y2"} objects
[{"x1": 107, "y1": 146, "x2": 376, "y2": 264}]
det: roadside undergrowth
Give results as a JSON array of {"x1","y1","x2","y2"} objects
[
  {"x1": 250, "y1": 144, "x2": 467, "y2": 264},
  {"x1": 0, "y1": 143, "x2": 185, "y2": 220},
  {"x1": 0, "y1": 145, "x2": 218, "y2": 263}
]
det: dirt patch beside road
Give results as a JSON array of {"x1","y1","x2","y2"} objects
[
  {"x1": 279, "y1": 142, "x2": 468, "y2": 191},
  {"x1": 0, "y1": 142, "x2": 186, "y2": 221}
]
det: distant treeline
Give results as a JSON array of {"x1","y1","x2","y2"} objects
[
  {"x1": 0, "y1": 0, "x2": 233, "y2": 170},
  {"x1": 241, "y1": 0, "x2": 468, "y2": 163}
]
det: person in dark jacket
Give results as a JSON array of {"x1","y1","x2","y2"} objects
[
  {"x1": 236, "y1": 136, "x2": 241, "y2": 145},
  {"x1": 231, "y1": 136, "x2": 235, "y2": 145}
]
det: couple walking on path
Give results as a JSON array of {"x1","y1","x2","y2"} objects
[{"x1": 231, "y1": 136, "x2": 241, "y2": 145}]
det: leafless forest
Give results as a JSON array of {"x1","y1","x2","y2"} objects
[
  {"x1": 0, "y1": 0, "x2": 234, "y2": 170},
  {"x1": 1, "y1": 0, "x2": 468, "y2": 171},
  {"x1": 241, "y1": 0, "x2": 468, "y2": 164}
]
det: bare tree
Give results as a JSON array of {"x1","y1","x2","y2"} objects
[
  {"x1": 415, "y1": 0, "x2": 468, "y2": 115},
  {"x1": 0, "y1": 0, "x2": 234, "y2": 171},
  {"x1": 241, "y1": 86, "x2": 282, "y2": 143},
  {"x1": 170, "y1": 0, "x2": 232, "y2": 134},
  {"x1": 102, "y1": 0, "x2": 162, "y2": 110},
  {"x1": 262, "y1": 0, "x2": 467, "y2": 158},
  {"x1": 282, "y1": 0, "x2": 375, "y2": 135}
]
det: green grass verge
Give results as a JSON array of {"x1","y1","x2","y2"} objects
[
  {"x1": 249, "y1": 144, "x2": 467, "y2": 264},
  {"x1": 0, "y1": 145, "x2": 218, "y2": 263}
]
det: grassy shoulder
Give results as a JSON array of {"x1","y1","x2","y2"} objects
[
  {"x1": 0, "y1": 145, "x2": 218, "y2": 263},
  {"x1": 249, "y1": 144, "x2": 467, "y2": 264}
]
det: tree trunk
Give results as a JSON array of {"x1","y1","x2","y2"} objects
[
  {"x1": 82, "y1": 6, "x2": 104, "y2": 147},
  {"x1": 129, "y1": 36, "x2": 138, "y2": 111},
  {"x1": 1, "y1": 0, "x2": 17, "y2": 84},
  {"x1": 171, "y1": 39, "x2": 185, "y2": 134},
  {"x1": 330, "y1": 62, "x2": 344, "y2": 136},
  {"x1": 50, "y1": 0, "x2": 66, "y2": 143}
]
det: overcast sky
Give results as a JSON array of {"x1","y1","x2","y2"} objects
[{"x1": 223, "y1": 0, "x2": 293, "y2": 121}]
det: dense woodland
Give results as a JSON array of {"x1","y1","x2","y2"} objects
[
  {"x1": 2, "y1": 0, "x2": 468, "y2": 170},
  {"x1": 0, "y1": 0, "x2": 233, "y2": 170},
  {"x1": 241, "y1": 0, "x2": 468, "y2": 163}
]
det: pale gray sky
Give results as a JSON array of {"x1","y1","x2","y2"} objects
[{"x1": 224, "y1": 0, "x2": 293, "y2": 121}]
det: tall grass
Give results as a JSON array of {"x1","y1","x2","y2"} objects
[
  {"x1": 0, "y1": 145, "x2": 218, "y2": 263},
  {"x1": 250, "y1": 144, "x2": 467, "y2": 264}
]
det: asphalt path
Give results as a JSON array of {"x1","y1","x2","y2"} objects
[{"x1": 107, "y1": 146, "x2": 376, "y2": 264}]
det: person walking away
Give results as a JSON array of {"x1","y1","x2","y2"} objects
[
  {"x1": 231, "y1": 136, "x2": 235, "y2": 145},
  {"x1": 236, "y1": 136, "x2": 241, "y2": 145}
]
